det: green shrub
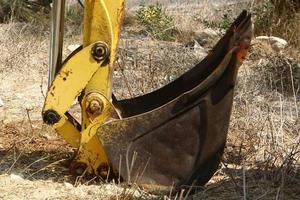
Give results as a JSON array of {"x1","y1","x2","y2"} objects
[
  {"x1": 65, "y1": 3, "x2": 83, "y2": 27},
  {"x1": 194, "y1": 13, "x2": 232, "y2": 31},
  {"x1": 0, "y1": 0, "x2": 50, "y2": 23},
  {"x1": 135, "y1": 3, "x2": 176, "y2": 41},
  {"x1": 0, "y1": 0, "x2": 83, "y2": 34},
  {"x1": 253, "y1": 0, "x2": 300, "y2": 47},
  {"x1": 252, "y1": 1, "x2": 274, "y2": 35}
]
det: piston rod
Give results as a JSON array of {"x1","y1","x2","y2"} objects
[{"x1": 48, "y1": 0, "x2": 66, "y2": 87}]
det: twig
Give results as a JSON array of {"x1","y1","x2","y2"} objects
[
  {"x1": 183, "y1": 180, "x2": 197, "y2": 200},
  {"x1": 222, "y1": 161, "x2": 243, "y2": 196},
  {"x1": 118, "y1": 155, "x2": 122, "y2": 185},
  {"x1": 6, "y1": 109, "x2": 35, "y2": 173},
  {"x1": 40, "y1": 77, "x2": 46, "y2": 99},
  {"x1": 254, "y1": 192, "x2": 271, "y2": 200},
  {"x1": 8, "y1": 148, "x2": 25, "y2": 173},
  {"x1": 117, "y1": 59, "x2": 134, "y2": 98},
  {"x1": 74, "y1": 167, "x2": 89, "y2": 187},
  {"x1": 84, "y1": 176, "x2": 97, "y2": 185},
  {"x1": 178, "y1": 189, "x2": 185, "y2": 200},
  {"x1": 275, "y1": 167, "x2": 286, "y2": 200},
  {"x1": 168, "y1": 183, "x2": 175, "y2": 200},
  {"x1": 286, "y1": 60, "x2": 299, "y2": 119},
  {"x1": 21, "y1": 155, "x2": 51, "y2": 173},
  {"x1": 242, "y1": 163, "x2": 247, "y2": 200},
  {"x1": 26, "y1": 158, "x2": 67, "y2": 179},
  {"x1": 26, "y1": 108, "x2": 34, "y2": 134}
]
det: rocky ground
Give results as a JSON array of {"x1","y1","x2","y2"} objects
[{"x1": 0, "y1": 2, "x2": 300, "y2": 200}]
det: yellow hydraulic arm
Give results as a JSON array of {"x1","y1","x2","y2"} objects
[{"x1": 42, "y1": 0, "x2": 125, "y2": 177}]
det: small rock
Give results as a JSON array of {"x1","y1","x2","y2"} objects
[
  {"x1": 0, "y1": 98, "x2": 4, "y2": 107},
  {"x1": 194, "y1": 40, "x2": 205, "y2": 50},
  {"x1": 194, "y1": 28, "x2": 219, "y2": 48},
  {"x1": 202, "y1": 28, "x2": 218, "y2": 37},
  {"x1": 10, "y1": 174, "x2": 24, "y2": 182},
  {"x1": 43, "y1": 133, "x2": 56, "y2": 140},
  {"x1": 67, "y1": 44, "x2": 81, "y2": 52},
  {"x1": 255, "y1": 36, "x2": 288, "y2": 52},
  {"x1": 64, "y1": 182, "x2": 73, "y2": 189},
  {"x1": 193, "y1": 40, "x2": 207, "y2": 59}
]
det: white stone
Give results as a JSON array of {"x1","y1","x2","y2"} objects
[
  {"x1": 202, "y1": 28, "x2": 218, "y2": 37},
  {"x1": 255, "y1": 36, "x2": 288, "y2": 51},
  {"x1": 64, "y1": 182, "x2": 73, "y2": 189},
  {"x1": 193, "y1": 40, "x2": 207, "y2": 59},
  {"x1": 67, "y1": 44, "x2": 81, "y2": 53},
  {"x1": 0, "y1": 98, "x2": 4, "y2": 107},
  {"x1": 10, "y1": 174, "x2": 24, "y2": 182}
]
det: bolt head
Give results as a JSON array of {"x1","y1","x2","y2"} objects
[
  {"x1": 91, "y1": 42, "x2": 110, "y2": 63},
  {"x1": 88, "y1": 100, "x2": 103, "y2": 115},
  {"x1": 42, "y1": 110, "x2": 61, "y2": 125}
]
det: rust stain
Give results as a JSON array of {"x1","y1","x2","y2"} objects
[{"x1": 236, "y1": 38, "x2": 250, "y2": 64}]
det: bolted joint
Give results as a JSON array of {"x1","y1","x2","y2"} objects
[
  {"x1": 97, "y1": 163, "x2": 109, "y2": 178},
  {"x1": 42, "y1": 110, "x2": 61, "y2": 125},
  {"x1": 96, "y1": 163, "x2": 122, "y2": 182},
  {"x1": 91, "y1": 42, "x2": 110, "y2": 63},
  {"x1": 88, "y1": 99, "x2": 103, "y2": 115}
]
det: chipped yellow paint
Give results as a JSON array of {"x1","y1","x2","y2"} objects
[
  {"x1": 54, "y1": 116, "x2": 80, "y2": 148},
  {"x1": 43, "y1": 43, "x2": 104, "y2": 117},
  {"x1": 82, "y1": 0, "x2": 124, "y2": 95},
  {"x1": 82, "y1": 0, "x2": 125, "y2": 128},
  {"x1": 43, "y1": 0, "x2": 125, "y2": 176}
]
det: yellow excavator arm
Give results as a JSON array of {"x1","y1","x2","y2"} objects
[
  {"x1": 43, "y1": 0, "x2": 252, "y2": 194},
  {"x1": 43, "y1": 0, "x2": 124, "y2": 176}
]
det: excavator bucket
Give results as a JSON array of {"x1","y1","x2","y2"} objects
[
  {"x1": 43, "y1": 0, "x2": 252, "y2": 194},
  {"x1": 99, "y1": 11, "x2": 252, "y2": 191}
]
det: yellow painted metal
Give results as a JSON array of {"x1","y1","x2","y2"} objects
[
  {"x1": 77, "y1": 95, "x2": 120, "y2": 173},
  {"x1": 75, "y1": 1, "x2": 125, "y2": 174},
  {"x1": 42, "y1": 42, "x2": 111, "y2": 174},
  {"x1": 54, "y1": 116, "x2": 80, "y2": 148},
  {"x1": 83, "y1": 0, "x2": 124, "y2": 96},
  {"x1": 78, "y1": 136, "x2": 109, "y2": 173},
  {"x1": 77, "y1": 123, "x2": 110, "y2": 172},
  {"x1": 42, "y1": 41, "x2": 107, "y2": 157},
  {"x1": 43, "y1": 43, "x2": 105, "y2": 117},
  {"x1": 43, "y1": 0, "x2": 125, "y2": 177},
  {"x1": 81, "y1": 0, "x2": 125, "y2": 128}
]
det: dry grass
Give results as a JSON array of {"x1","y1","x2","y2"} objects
[
  {"x1": 114, "y1": 38, "x2": 201, "y2": 99},
  {"x1": 221, "y1": 52, "x2": 300, "y2": 199}
]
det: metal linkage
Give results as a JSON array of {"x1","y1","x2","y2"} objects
[{"x1": 43, "y1": 0, "x2": 125, "y2": 179}]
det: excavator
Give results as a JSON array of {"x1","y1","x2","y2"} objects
[{"x1": 42, "y1": 0, "x2": 252, "y2": 194}]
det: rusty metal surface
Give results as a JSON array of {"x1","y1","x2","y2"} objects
[{"x1": 96, "y1": 11, "x2": 252, "y2": 191}]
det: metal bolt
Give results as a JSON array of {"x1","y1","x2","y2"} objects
[
  {"x1": 91, "y1": 42, "x2": 110, "y2": 63},
  {"x1": 42, "y1": 110, "x2": 61, "y2": 125},
  {"x1": 97, "y1": 164, "x2": 109, "y2": 179},
  {"x1": 88, "y1": 100, "x2": 103, "y2": 115}
]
